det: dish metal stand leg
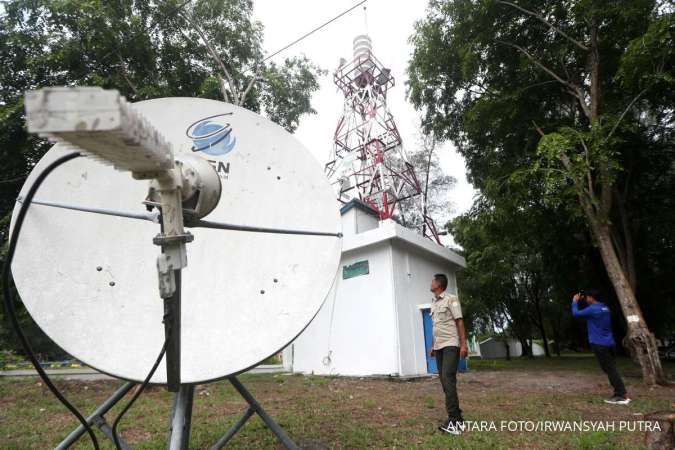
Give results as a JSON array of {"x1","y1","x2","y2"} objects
[
  {"x1": 167, "y1": 384, "x2": 195, "y2": 450},
  {"x1": 55, "y1": 381, "x2": 135, "y2": 450},
  {"x1": 211, "y1": 376, "x2": 299, "y2": 450}
]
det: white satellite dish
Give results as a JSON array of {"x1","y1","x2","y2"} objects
[{"x1": 11, "y1": 96, "x2": 342, "y2": 385}]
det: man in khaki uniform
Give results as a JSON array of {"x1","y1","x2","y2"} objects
[{"x1": 429, "y1": 273, "x2": 468, "y2": 435}]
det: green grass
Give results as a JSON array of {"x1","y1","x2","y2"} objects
[
  {"x1": 261, "y1": 354, "x2": 282, "y2": 365},
  {"x1": 469, "y1": 353, "x2": 667, "y2": 376},
  {"x1": 0, "y1": 358, "x2": 672, "y2": 449}
]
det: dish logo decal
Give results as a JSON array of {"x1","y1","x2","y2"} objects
[{"x1": 186, "y1": 113, "x2": 237, "y2": 156}]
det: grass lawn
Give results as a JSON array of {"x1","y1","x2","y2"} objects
[{"x1": 0, "y1": 356, "x2": 673, "y2": 449}]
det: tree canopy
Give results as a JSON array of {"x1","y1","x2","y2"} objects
[
  {"x1": 400, "y1": 134, "x2": 457, "y2": 231},
  {"x1": 408, "y1": 0, "x2": 673, "y2": 383}
]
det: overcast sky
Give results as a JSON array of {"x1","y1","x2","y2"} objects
[{"x1": 252, "y1": 0, "x2": 477, "y2": 220}]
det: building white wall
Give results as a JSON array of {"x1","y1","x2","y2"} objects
[
  {"x1": 288, "y1": 241, "x2": 399, "y2": 375},
  {"x1": 285, "y1": 206, "x2": 466, "y2": 377},
  {"x1": 355, "y1": 209, "x2": 378, "y2": 234},
  {"x1": 340, "y1": 206, "x2": 379, "y2": 237},
  {"x1": 390, "y1": 242, "x2": 459, "y2": 376}
]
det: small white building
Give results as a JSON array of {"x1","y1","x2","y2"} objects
[{"x1": 283, "y1": 199, "x2": 466, "y2": 377}]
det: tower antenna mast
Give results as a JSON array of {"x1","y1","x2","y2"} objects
[{"x1": 325, "y1": 36, "x2": 441, "y2": 243}]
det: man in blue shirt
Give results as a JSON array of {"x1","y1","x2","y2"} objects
[{"x1": 572, "y1": 289, "x2": 630, "y2": 405}]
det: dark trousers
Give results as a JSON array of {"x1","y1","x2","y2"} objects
[
  {"x1": 591, "y1": 344, "x2": 627, "y2": 397},
  {"x1": 435, "y1": 346, "x2": 462, "y2": 421}
]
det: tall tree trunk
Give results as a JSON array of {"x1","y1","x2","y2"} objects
[
  {"x1": 550, "y1": 319, "x2": 562, "y2": 356},
  {"x1": 421, "y1": 140, "x2": 434, "y2": 236},
  {"x1": 518, "y1": 338, "x2": 532, "y2": 358},
  {"x1": 614, "y1": 188, "x2": 637, "y2": 291},
  {"x1": 574, "y1": 18, "x2": 662, "y2": 384},
  {"x1": 593, "y1": 223, "x2": 666, "y2": 385},
  {"x1": 532, "y1": 295, "x2": 551, "y2": 357}
]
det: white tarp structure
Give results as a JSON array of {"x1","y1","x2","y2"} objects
[{"x1": 479, "y1": 338, "x2": 549, "y2": 358}]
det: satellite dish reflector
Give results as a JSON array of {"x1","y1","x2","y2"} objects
[{"x1": 11, "y1": 97, "x2": 342, "y2": 384}]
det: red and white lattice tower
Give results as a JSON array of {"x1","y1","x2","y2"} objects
[{"x1": 325, "y1": 35, "x2": 441, "y2": 244}]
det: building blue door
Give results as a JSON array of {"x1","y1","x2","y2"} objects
[{"x1": 422, "y1": 308, "x2": 438, "y2": 374}]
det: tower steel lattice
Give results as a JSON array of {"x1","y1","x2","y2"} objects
[{"x1": 325, "y1": 35, "x2": 441, "y2": 244}]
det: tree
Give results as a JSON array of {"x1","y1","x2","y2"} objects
[
  {"x1": 399, "y1": 134, "x2": 456, "y2": 230},
  {"x1": 177, "y1": 1, "x2": 325, "y2": 130},
  {"x1": 451, "y1": 193, "x2": 588, "y2": 358},
  {"x1": 0, "y1": 0, "x2": 324, "y2": 356},
  {"x1": 408, "y1": 0, "x2": 672, "y2": 384}
]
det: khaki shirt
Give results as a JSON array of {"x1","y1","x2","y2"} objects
[{"x1": 431, "y1": 292, "x2": 463, "y2": 350}]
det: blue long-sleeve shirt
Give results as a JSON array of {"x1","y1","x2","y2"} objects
[{"x1": 572, "y1": 301, "x2": 616, "y2": 347}]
